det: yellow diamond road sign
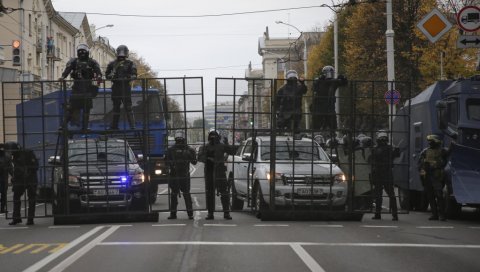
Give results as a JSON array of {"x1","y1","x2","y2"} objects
[{"x1": 417, "y1": 8, "x2": 453, "y2": 43}]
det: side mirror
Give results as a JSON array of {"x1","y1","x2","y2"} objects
[
  {"x1": 329, "y1": 153, "x2": 339, "y2": 164},
  {"x1": 48, "y1": 155, "x2": 61, "y2": 165},
  {"x1": 436, "y1": 100, "x2": 448, "y2": 130},
  {"x1": 242, "y1": 153, "x2": 252, "y2": 161}
]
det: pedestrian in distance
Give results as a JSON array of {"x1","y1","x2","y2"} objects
[
  {"x1": 59, "y1": 44, "x2": 102, "y2": 131},
  {"x1": 418, "y1": 134, "x2": 449, "y2": 221},
  {"x1": 198, "y1": 130, "x2": 236, "y2": 220},
  {"x1": 166, "y1": 130, "x2": 197, "y2": 220},
  {"x1": 311, "y1": 65, "x2": 347, "y2": 131},
  {"x1": 367, "y1": 131, "x2": 400, "y2": 221},
  {"x1": 5, "y1": 142, "x2": 39, "y2": 225},
  {"x1": 275, "y1": 70, "x2": 307, "y2": 132},
  {"x1": 106, "y1": 45, "x2": 138, "y2": 130}
]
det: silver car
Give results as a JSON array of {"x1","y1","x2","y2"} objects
[{"x1": 226, "y1": 135, "x2": 347, "y2": 216}]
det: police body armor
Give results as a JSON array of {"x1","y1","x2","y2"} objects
[{"x1": 71, "y1": 59, "x2": 98, "y2": 97}]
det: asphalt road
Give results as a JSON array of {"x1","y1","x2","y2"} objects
[{"x1": 1, "y1": 163, "x2": 480, "y2": 272}]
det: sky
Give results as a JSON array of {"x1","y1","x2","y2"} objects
[{"x1": 51, "y1": 0, "x2": 336, "y2": 104}]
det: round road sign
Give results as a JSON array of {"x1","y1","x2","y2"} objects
[
  {"x1": 457, "y1": 6, "x2": 480, "y2": 32},
  {"x1": 384, "y1": 90, "x2": 401, "y2": 105}
]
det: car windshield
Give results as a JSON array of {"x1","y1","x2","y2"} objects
[
  {"x1": 260, "y1": 140, "x2": 329, "y2": 161},
  {"x1": 68, "y1": 140, "x2": 135, "y2": 163}
]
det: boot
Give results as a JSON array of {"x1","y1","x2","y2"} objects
[
  {"x1": 110, "y1": 114, "x2": 120, "y2": 130},
  {"x1": 9, "y1": 219, "x2": 22, "y2": 225},
  {"x1": 126, "y1": 112, "x2": 136, "y2": 129},
  {"x1": 205, "y1": 213, "x2": 214, "y2": 220},
  {"x1": 392, "y1": 215, "x2": 399, "y2": 221},
  {"x1": 26, "y1": 218, "x2": 34, "y2": 225},
  {"x1": 82, "y1": 112, "x2": 90, "y2": 131},
  {"x1": 167, "y1": 212, "x2": 177, "y2": 220},
  {"x1": 224, "y1": 212, "x2": 232, "y2": 220},
  {"x1": 372, "y1": 214, "x2": 381, "y2": 220}
]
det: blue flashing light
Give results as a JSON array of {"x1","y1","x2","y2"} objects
[{"x1": 121, "y1": 176, "x2": 128, "y2": 183}]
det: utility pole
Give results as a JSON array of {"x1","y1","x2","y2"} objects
[{"x1": 386, "y1": 0, "x2": 396, "y2": 131}]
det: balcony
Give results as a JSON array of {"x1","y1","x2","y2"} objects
[
  {"x1": 47, "y1": 46, "x2": 61, "y2": 61},
  {"x1": 36, "y1": 42, "x2": 43, "y2": 53}
]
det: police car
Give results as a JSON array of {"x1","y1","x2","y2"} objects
[
  {"x1": 226, "y1": 135, "x2": 347, "y2": 216},
  {"x1": 49, "y1": 137, "x2": 147, "y2": 213}
]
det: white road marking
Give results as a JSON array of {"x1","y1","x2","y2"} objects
[
  {"x1": 290, "y1": 243, "x2": 326, "y2": 272},
  {"x1": 203, "y1": 224, "x2": 237, "y2": 227},
  {"x1": 193, "y1": 196, "x2": 201, "y2": 227},
  {"x1": 416, "y1": 226, "x2": 454, "y2": 229},
  {"x1": 469, "y1": 226, "x2": 480, "y2": 229},
  {"x1": 158, "y1": 188, "x2": 169, "y2": 195},
  {"x1": 99, "y1": 241, "x2": 480, "y2": 249},
  {"x1": 0, "y1": 227, "x2": 29, "y2": 230},
  {"x1": 310, "y1": 224, "x2": 344, "y2": 228},
  {"x1": 190, "y1": 165, "x2": 197, "y2": 176},
  {"x1": 254, "y1": 224, "x2": 289, "y2": 227},
  {"x1": 48, "y1": 226, "x2": 121, "y2": 272},
  {"x1": 48, "y1": 226, "x2": 80, "y2": 229},
  {"x1": 23, "y1": 226, "x2": 105, "y2": 272},
  {"x1": 361, "y1": 225, "x2": 399, "y2": 228},
  {"x1": 152, "y1": 224, "x2": 187, "y2": 227}
]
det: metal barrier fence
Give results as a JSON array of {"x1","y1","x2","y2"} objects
[{"x1": 0, "y1": 77, "x2": 412, "y2": 222}]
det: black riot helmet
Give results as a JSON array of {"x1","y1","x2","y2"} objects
[
  {"x1": 208, "y1": 129, "x2": 220, "y2": 144},
  {"x1": 4, "y1": 141, "x2": 20, "y2": 152},
  {"x1": 322, "y1": 65, "x2": 335, "y2": 79},
  {"x1": 76, "y1": 44, "x2": 89, "y2": 60},
  {"x1": 174, "y1": 130, "x2": 186, "y2": 145},
  {"x1": 116, "y1": 45, "x2": 129, "y2": 59}
]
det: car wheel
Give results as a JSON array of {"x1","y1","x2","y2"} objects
[
  {"x1": 229, "y1": 175, "x2": 244, "y2": 211},
  {"x1": 253, "y1": 183, "x2": 268, "y2": 219},
  {"x1": 132, "y1": 196, "x2": 148, "y2": 211}
]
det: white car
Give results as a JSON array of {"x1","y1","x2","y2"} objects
[{"x1": 226, "y1": 135, "x2": 347, "y2": 217}]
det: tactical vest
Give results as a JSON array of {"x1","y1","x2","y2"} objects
[
  {"x1": 424, "y1": 148, "x2": 444, "y2": 169},
  {"x1": 72, "y1": 59, "x2": 96, "y2": 80},
  {"x1": 112, "y1": 60, "x2": 132, "y2": 80}
]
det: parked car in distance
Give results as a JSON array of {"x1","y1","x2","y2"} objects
[{"x1": 226, "y1": 135, "x2": 347, "y2": 218}]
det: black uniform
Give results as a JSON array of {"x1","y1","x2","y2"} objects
[
  {"x1": 0, "y1": 148, "x2": 8, "y2": 213},
  {"x1": 311, "y1": 75, "x2": 347, "y2": 131},
  {"x1": 418, "y1": 144, "x2": 449, "y2": 220},
  {"x1": 198, "y1": 133, "x2": 236, "y2": 219},
  {"x1": 105, "y1": 59, "x2": 137, "y2": 129},
  {"x1": 275, "y1": 80, "x2": 307, "y2": 131},
  {"x1": 368, "y1": 140, "x2": 400, "y2": 220},
  {"x1": 61, "y1": 58, "x2": 102, "y2": 130},
  {"x1": 9, "y1": 149, "x2": 39, "y2": 225},
  {"x1": 166, "y1": 141, "x2": 197, "y2": 219}
]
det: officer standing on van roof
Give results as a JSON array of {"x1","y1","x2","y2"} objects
[
  {"x1": 106, "y1": 45, "x2": 137, "y2": 130},
  {"x1": 166, "y1": 130, "x2": 197, "y2": 220},
  {"x1": 59, "y1": 44, "x2": 102, "y2": 131},
  {"x1": 418, "y1": 134, "x2": 449, "y2": 221},
  {"x1": 275, "y1": 70, "x2": 307, "y2": 131}
]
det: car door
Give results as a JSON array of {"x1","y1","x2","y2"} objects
[{"x1": 234, "y1": 140, "x2": 254, "y2": 196}]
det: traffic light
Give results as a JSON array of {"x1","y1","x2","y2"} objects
[{"x1": 12, "y1": 39, "x2": 20, "y2": 66}]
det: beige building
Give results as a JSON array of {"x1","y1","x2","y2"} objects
[{"x1": 0, "y1": 0, "x2": 115, "y2": 140}]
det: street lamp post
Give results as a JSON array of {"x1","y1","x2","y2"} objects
[{"x1": 275, "y1": 21, "x2": 310, "y2": 129}]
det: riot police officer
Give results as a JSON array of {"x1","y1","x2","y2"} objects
[
  {"x1": 311, "y1": 66, "x2": 347, "y2": 131},
  {"x1": 198, "y1": 130, "x2": 236, "y2": 220},
  {"x1": 275, "y1": 70, "x2": 307, "y2": 131},
  {"x1": 5, "y1": 142, "x2": 39, "y2": 225},
  {"x1": 418, "y1": 134, "x2": 449, "y2": 221},
  {"x1": 106, "y1": 45, "x2": 138, "y2": 130},
  {"x1": 0, "y1": 144, "x2": 8, "y2": 213},
  {"x1": 166, "y1": 131, "x2": 197, "y2": 219},
  {"x1": 59, "y1": 44, "x2": 102, "y2": 130},
  {"x1": 368, "y1": 131, "x2": 400, "y2": 221}
]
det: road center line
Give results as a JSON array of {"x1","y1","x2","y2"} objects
[
  {"x1": 203, "y1": 224, "x2": 237, "y2": 227},
  {"x1": 361, "y1": 225, "x2": 399, "y2": 228},
  {"x1": 48, "y1": 226, "x2": 121, "y2": 272},
  {"x1": 254, "y1": 224, "x2": 289, "y2": 227},
  {"x1": 98, "y1": 241, "x2": 480, "y2": 249},
  {"x1": 152, "y1": 224, "x2": 187, "y2": 227},
  {"x1": 23, "y1": 226, "x2": 104, "y2": 272},
  {"x1": 290, "y1": 243, "x2": 326, "y2": 272},
  {"x1": 416, "y1": 226, "x2": 454, "y2": 229},
  {"x1": 0, "y1": 227, "x2": 29, "y2": 230},
  {"x1": 48, "y1": 226, "x2": 81, "y2": 229},
  {"x1": 310, "y1": 224, "x2": 344, "y2": 228}
]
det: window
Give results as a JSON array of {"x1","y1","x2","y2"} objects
[
  {"x1": 466, "y1": 99, "x2": 480, "y2": 121},
  {"x1": 447, "y1": 99, "x2": 458, "y2": 126}
]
